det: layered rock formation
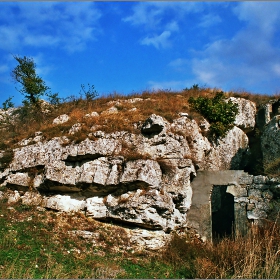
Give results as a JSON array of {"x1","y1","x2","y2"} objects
[{"x1": 0, "y1": 95, "x2": 279, "y2": 247}]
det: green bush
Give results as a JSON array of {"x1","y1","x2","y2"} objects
[
  {"x1": 188, "y1": 92, "x2": 238, "y2": 140},
  {"x1": 12, "y1": 55, "x2": 51, "y2": 107}
]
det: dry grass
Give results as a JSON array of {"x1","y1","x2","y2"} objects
[
  {"x1": 264, "y1": 157, "x2": 280, "y2": 176},
  {"x1": 0, "y1": 87, "x2": 279, "y2": 160},
  {"x1": 160, "y1": 219, "x2": 280, "y2": 279}
]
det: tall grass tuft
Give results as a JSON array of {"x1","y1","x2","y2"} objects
[{"x1": 160, "y1": 219, "x2": 280, "y2": 279}]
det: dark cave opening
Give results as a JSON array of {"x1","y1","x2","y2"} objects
[{"x1": 211, "y1": 185, "x2": 235, "y2": 240}]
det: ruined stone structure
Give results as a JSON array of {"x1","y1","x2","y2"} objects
[{"x1": 188, "y1": 171, "x2": 277, "y2": 242}]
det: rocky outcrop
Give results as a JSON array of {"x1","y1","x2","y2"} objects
[
  {"x1": 261, "y1": 115, "x2": 280, "y2": 173},
  {"x1": 1, "y1": 95, "x2": 280, "y2": 247},
  {"x1": 0, "y1": 98, "x2": 255, "y2": 234},
  {"x1": 227, "y1": 97, "x2": 256, "y2": 132}
]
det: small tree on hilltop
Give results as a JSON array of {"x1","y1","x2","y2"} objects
[{"x1": 11, "y1": 55, "x2": 50, "y2": 107}]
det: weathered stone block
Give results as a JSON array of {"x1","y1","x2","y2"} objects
[
  {"x1": 251, "y1": 183, "x2": 269, "y2": 190},
  {"x1": 234, "y1": 197, "x2": 249, "y2": 203},
  {"x1": 248, "y1": 189, "x2": 262, "y2": 199},
  {"x1": 227, "y1": 184, "x2": 247, "y2": 197},
  {"x1": 253, "y1": 175, "x2": 267, "y2": 184},
  {"x1": 247, "y1": 209, "x2": 267, "y2": 220},
  {"x1": 42, "y1": 195, "x2": 86, "y2": 212},
  {"x1": 86, "y1": 197, "x2": 107, "y2": 218},
  {"x1": 239, "y1": 174, "x2": 254, "y2": 185},
  {"x1": 262, "y1": 190, "x2": 273, "y2": 200}
]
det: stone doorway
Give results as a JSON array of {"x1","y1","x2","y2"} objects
[{"x1": 211, "y1": 185, "x2": 235, "y2": 240}]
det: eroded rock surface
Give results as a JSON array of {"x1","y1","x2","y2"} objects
[{"x1": 2, "y1": 95, "x2": 279, "y2": 244}]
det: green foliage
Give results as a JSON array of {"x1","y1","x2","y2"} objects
[
  {"x1": 189, "y1": 92, "x2": 239, "y2": 140},
  {"x1": 2, "y1": 96, "x2": 14, "y2": 110},
  {"x1": 11, "y1": 55, "x2": 53, "y2": 106},
  {"x1": 46, "y1": 92, "x2": 61, "y2": 106},
  {"x1": 79, "y1": 83, "x2": 99, "y2": 101},
  {"x1": 184, "y1": 83, "x2": 200, "y2": 91}
]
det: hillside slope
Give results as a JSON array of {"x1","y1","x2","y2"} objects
[{"x1": 0, "y1": 88, "x2": 280, "y2": 247}]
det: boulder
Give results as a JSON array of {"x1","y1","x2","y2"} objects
[
  {"x1": 6, "y1": 172, "x2": 31, "y2": 188},
  {"x1": 7, "y1": 190, "x2": 21, "y2": 204},
  {"x1": 261, "y1": 115, "x2": 280, "y2": 173},
  {"x1": 84, "y1": 111, "x2": 99, "y2": 118},
  {"x1": 69, "y1": 123, "x2": 82, "y2": 135},
  {"x1": 227, "y1": 97, "x2": 256, "y2": 132},
  {"x1": 53, "y1": 114, "x2": 70, "y2": 125},
  {"x1": 215, "y1": 126, "x2": 249, "y2": 170},
  {"x1": 127, "y1": 229, "x2": 170, "y2": 250},
  {"x1": 85, "y1": 197, "x2": 108, "y2": 218},
  {"x1": 105, "y1": 189, "x2": 184, "y2": 232},
  {"x1": 101, "y1": 106, "x2": 118, "y2": 115},
  {"x1": 141, "y1": 114, "x2": 168, "y2": 135},
  {"x1": 42, "y1": 194, "x2": 86, "y2": 212}
]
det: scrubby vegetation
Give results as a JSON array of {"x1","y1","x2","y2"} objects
[
  {"x1": 1, "y1": 198, "x2": 280, "y2": 279},
  {"x1": 1, "y1": 56, "x2": 280, "y2": 278},
  {"x1": 188, "y1": 91, "x2": 239, "y2": 140},
  {"x1": 1, "y1": 85, "x2": 280, "y2": 151}
]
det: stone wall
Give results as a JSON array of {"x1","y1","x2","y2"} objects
[{"x1": 188, "y1": 170, "x2": 279, "y2": 242}]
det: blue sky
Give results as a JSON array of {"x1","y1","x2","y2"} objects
[{"x1": 1, "y1": 1, "x2": 280, "y2": 106}]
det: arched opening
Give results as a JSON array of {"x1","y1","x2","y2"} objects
[{"x1": 211, "y1": 185, "x2": 235, "y2": 240}]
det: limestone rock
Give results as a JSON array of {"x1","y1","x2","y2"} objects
[
  {"x1": 101, "y1": 106, "x2": 118, "y2": 115},
  {"x1": 141, "y1": 114, "x2": 169, "y2": 135},
  {"x1": 53, "y1": 114, "x2": 70, "y2": 125},
  {"x1": 105, "y1": 189, "x2": 185, "y2": 232},
  {"x1": 84, "y1": 112, "x2": 99, "y2": 118},
  {"x1": 42, "y1": 194, "x2": 86, "y2": 212},
  {"x1": 6, "y1": 173, "x2": 31, "y2": 188},
  {"x1": 7, "y1": 190, "x2": 21, "y2": 204},
  {"x1": 215, "y1": 126, "x2": 249, "y2": 170},
  {"x1": 261, "y1": 115, "x2": 280, "y2": 173},
  {"x1": 227, "y1": 97, "x2": 256, "y2": 132},
  {"x1": 120, "y1": 159, "x2": 162, "y2": 188},
  {"x1": 21, "y1": 191, "x2": 43, "y2": 206},
  {"x1": 69, "y1": 123, "x2": 82, "y2": 135},
  {"x1": 127, "y1": 229, "x2": 170, "y2": 250},
  {"x1": 0, "y1": 97, "x2": 269, "y2": 239},
  {"x1": 85, "y1": 197, "x2": 108, "y2": 218},
  {"x1": 171, "y1": 117, "x2": 213, "y2": 168}
]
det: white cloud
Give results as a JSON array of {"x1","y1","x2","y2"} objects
[
  {"x1": 190, "y1": 2, "x2": 280, "y2": 93},
  {"x1": 273, "y1": 64, "x2": 280, "y2": 77},
  {"x1": 0, "y1": 2, "x2": 102, "y2": 53},
  {"x1": 198, "y1": 13, "x2": 222, "y2": 28},
  {"x1": 168, "y1": 58, "x2": 190, "y2": 72},
  {"x1": 233, "y1": 2, "x2": 280, "y2": 36},
  {"x1": 141, "y1": 31, "x2": 171, "y2": 49},
  {"x1": 123, "y1": 2, "x2": 203, "y2": 26},
  {"x1": 123, "y1": 2, "x2": 204, "y2": 49},
  {"x1": 123, "y1": 2, "x2": 163, "y2": 30}
]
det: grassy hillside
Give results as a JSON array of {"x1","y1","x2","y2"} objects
[
  {"x1": 0, "y1": 87, "x2": 278, "y2": 150},
  {"x1": 1, "y1": 87, "x2": 280, "y2": 278},
  {"x1": 0, "y1": 197, "x2": 280, "y2": 279}
]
